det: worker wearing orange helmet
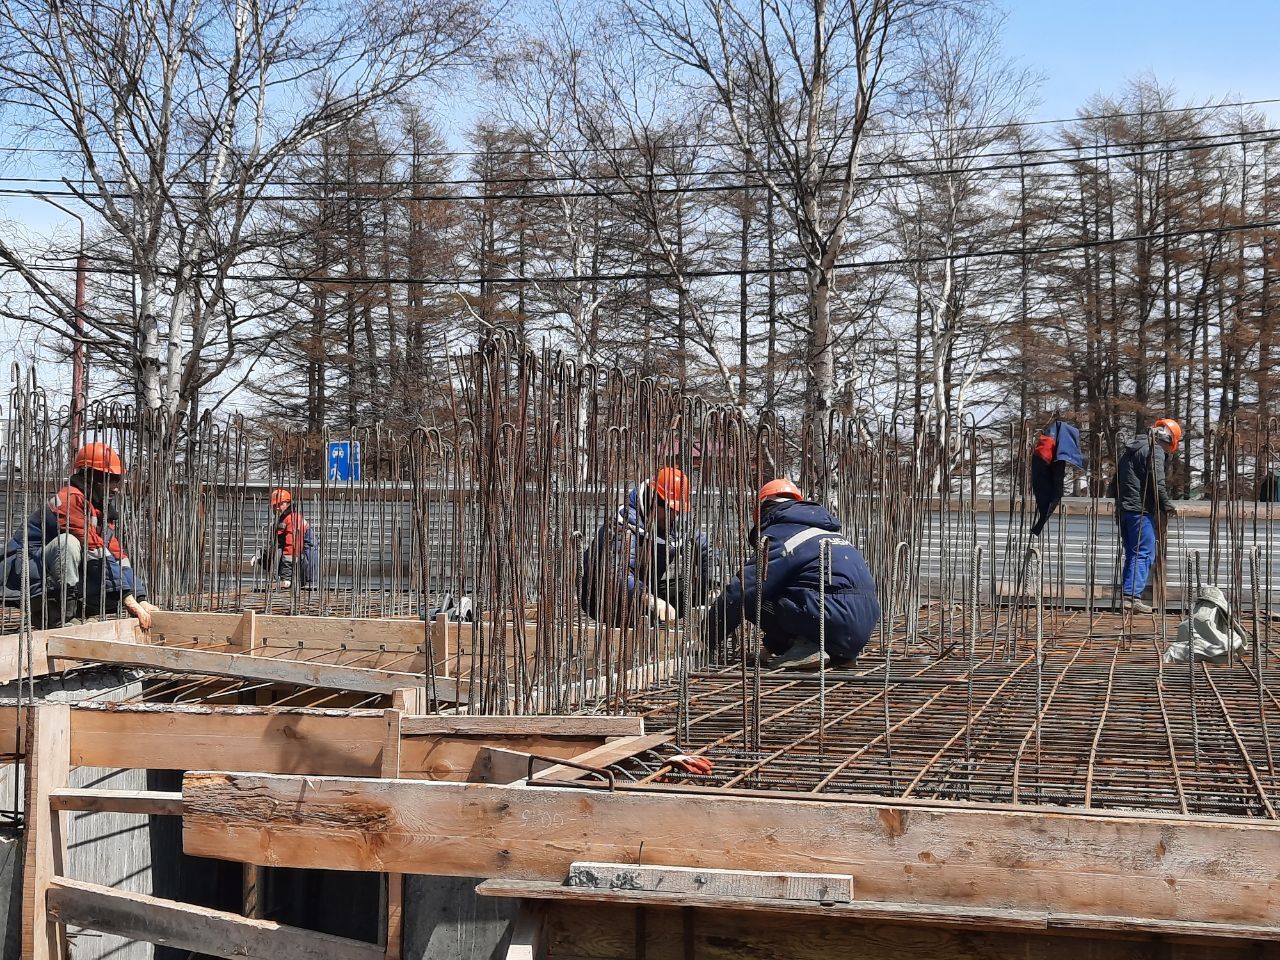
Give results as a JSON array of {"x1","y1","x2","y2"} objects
[
  {"x1": 1114, "y1": 418, "x2": 1182, "y2": 614},
  {"x1": 703, "y1": 479, "x2": 880, "y2": 670},
  {"x1": 580, "y1": 466, "x2": 715, "y2": 627},
  {"x1": 2, "y1": 442, "x2": 160, "y2": 629},
  {"x1": 254, "y1": 488, "x2": 319, "y2": 588}
]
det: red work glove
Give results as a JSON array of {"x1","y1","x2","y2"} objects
[{"x1": 669, "y1": 753, "x2": 713, "y2": 775}]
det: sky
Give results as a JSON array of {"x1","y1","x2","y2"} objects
[{"x1": 1002, "y1": 0, "x2": 1280, "y2": 120}]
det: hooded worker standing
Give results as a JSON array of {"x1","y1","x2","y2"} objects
[
  {"x1": 2, "y1": 442, "x2": 159, "y2": 629},
  {"x1": 580, "y1": 466, "x2": 715, "y2": 627},
  {"x1": 704, "y1": 479, "x2": 880, "y2": 669},
  {"x1": 1114, "y1": 418, "x2": 1181, "y2": 614},
  {"x1": 257, "y1": 489, "x2": 319, "y2": 588}
]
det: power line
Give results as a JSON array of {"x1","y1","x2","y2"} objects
[
  {"x1": 0, "y1": 97, "x2": 1275, "y2": 164},
  {"x1": 14, "y1": 214, "x2": 1279, "y2": 288},
  {"x1": 2, "y1": 124, "x2": 1278, "y2": 193},
  {"x1": 3, "y1": 129, "x2": 1278, "y2": 207}
]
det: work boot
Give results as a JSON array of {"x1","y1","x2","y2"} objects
[
  {"x1": 829, "y1": 655, "x2": 859, "y2": 670},
  {"x1": 771, "y1": 639, "x2": 830, "y2": 670},
  {"x1": 1123, "y1": 597, "x2": 1154, "y2": 614},
  {"x1": 277, "y1": 579, "x2": 292, "y2": 590}
]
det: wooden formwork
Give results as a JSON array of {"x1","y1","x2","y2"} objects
[{"x1": 6, "y1": 611, "x2": 1280, "y2": 960}]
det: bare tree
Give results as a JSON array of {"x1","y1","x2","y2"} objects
[
  {"x1": 888, "y1": 7, "x2": 1034, "y2": 482},
  {"x1": 625, "y1": 0, "x2": 963, "y2": 478},
  {"x1": 0, "y1": 0, "x2": 488, "y2": 432}
]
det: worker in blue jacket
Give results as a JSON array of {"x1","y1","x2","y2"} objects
[
  {"x1": 580, "y1": 466, "x2": 715, "y2": 627},
  {"x1": 703, "y1": 479, "x2": 881, "y2": 669}
]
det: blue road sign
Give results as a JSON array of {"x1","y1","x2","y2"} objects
[{"x1": 327, "y1": 440, "x2": 361, "y2": 482}]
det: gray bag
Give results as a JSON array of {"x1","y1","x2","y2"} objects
[{"x1": 1163, "y1": 585, "x2": 1250, "y2": 665}]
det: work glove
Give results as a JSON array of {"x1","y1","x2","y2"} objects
[
  {"x1": 668, "y1": 753, "x2": 713, "y2": 775},
  {"x1": 1166, "y1": 504, "x2": 1178, "y2": 518},
  {"x1": 647, "y1": 595, "x2": 677, "y2": 625}
]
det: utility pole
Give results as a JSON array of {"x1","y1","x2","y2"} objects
[
  {"x1": 71, "y1": 223, "x2": 86, "y2": 455},
  {"x1": 31, "y1": 194, "x2": 88, "y2": 458}
]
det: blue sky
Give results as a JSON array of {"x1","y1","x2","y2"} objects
[{"x1": 1003, "y1": 0, "x2": 1280, "y2": 120}]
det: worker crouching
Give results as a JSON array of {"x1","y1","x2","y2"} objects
[
  {"x1": 2, "y1": 442, "x2": 160, "y2": 629},
  {"x1": 257, "y1": 489, "x2": 319, "y2": 588},
  {"x1": 704, "y1": 479, "x2": 880, "y2": 670},
  {"x1": 580, "y1": 466, "x2": 715, "y2": 627}
]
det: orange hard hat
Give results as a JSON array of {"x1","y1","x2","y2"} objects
[
  {"x1": 270, "y1": 488, "x2": 292, "y2": 509},
  {"x1": 1153, "y1": 418, "x2": 1182, "y2": 453},
  {"x1": 651, "y1": 467, "x2": 690, "y2": 512},
  {"x1": 758, "y1": 478, "x2": 803, "y2": 504},
  {"x1": 72, "y1": 442, "x2": 124, "y2": 477}
]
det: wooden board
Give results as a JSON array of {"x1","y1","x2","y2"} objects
[
  {"x1": 68, "y1": 704, "x2": 387, "y2": 775},
  {"x1": 400, "y1": 716, "x2": 644, "y2": 738},
  {"x1": 0, "y1": 616, "x2": 138, "y2": 684},
  {"x1": 566, "y1": 862, "x2": 853, "y2": 903},
  {"x1": 49, "y1": 788, "x2": 184, "y2": 816},
  {"x1": 532, "y1": 734, "x2": 671, "y2": 783},
  {"x1": 523, "y1": 896, "x2": 1280, "y2": 960},
  {"x1": 47, "y1": 876, "x2": 383, "y2": 960},
  {"x1": 21, "y1": 704, "x2": 70, "y2": 960},
  {"x1": 181, "y1": 774, "x2": 1280, "y2": 932},
  {"x1": 47, "y1": 633, "x2": 465, "y2": 701}
]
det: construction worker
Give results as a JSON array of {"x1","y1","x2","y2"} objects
[
  {"x1": 703, "y1": 479, "x2": 880, "y2": 669},
  {"x1": 580, "y1": 466, "x2": 714, "y2": 627},
  {"x1": 256, "y1": 489, "x2": 319, "y2": 588},
  {"x1": 1114, "y1": 418, "x2": 1181, "y2": 614},
  {"x1": 1, "y1": 442, "x2": 159, "y2": 629}
]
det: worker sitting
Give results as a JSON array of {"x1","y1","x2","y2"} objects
[
  {"x1": 703, "y1": 479, "x2": 880, "y2": 670},
  {"x1": 580, "y1": 466, "x2": 715, "y2": 627},
  {"x1": 1114, "y1": 418, "x2": 1180, "y2": 614},
  {"x1": 2, "y1": 442, "x2": 160, "y2": 629},
  {"x1": 256, "y1": 489, "x2": 319, "y2": 589}
]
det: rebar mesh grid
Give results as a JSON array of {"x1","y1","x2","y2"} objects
[{"x1": 624, "y1": 611, "x2": 1280, "y2": 819}]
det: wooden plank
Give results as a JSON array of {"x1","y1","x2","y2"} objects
[
  {"x1": 533, "y1": 734, "x2": 671, "y2": 783},
  {"x1": 400, "y1": 716, "x2": 644, "y2": 738},
  {"x1": 381, "y1": 710, "x2": 403, "y2": 960},
  {"x1": 181, "y1": 774, "x2": 1280, "y2": 932},
  {"x1": 524, "y1": 896, "x2": 1280, "y2": 960},
  {"x1": 230, "y1": 610, "x2": 259, "y2": 651},
  {"x1": 69, "y1": 704, "x2": 386, "y2": 775},
  {"x1": 479, "y1": 879, "x2": 1054, "y2": 931},
  {"x1": 566, "y1": 862, "x2": 853, "y2": 903},
  {"x1": 21, "y1": 704, "x2": 69, "y2": 960},
  {"x1": 49, "y1": 788, "x2": 183, "y2": 816},
  {"x1": 152, "y1": 611, "x2": 434, "y2": 653},
  {"x1": 47, "y1": 633, "x2": 465, "y2": 701},
  {"x1": 0, "y1": 616, "x2": 138, "y2": 684},
  {"x1": 46, "y1": 876, "x2": 383, "y2": 960}
]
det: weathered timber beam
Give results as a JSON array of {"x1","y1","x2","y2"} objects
[
  {"x1": 477, "y1": 879, "x2": 1280, "y2": 941},
  {"x1": 180, "y1": 773, "x2": 1280, "y2": 932},
  {"x1": 46, "y1": 877, "x2": 382, "y2": 960},
  {"x1": 399, "y1": 716, "x2": 643, "y2": 738},
  {"x1": 49, "y1": 788, "x2": 183, "y2": 816},
  {"x1": 47, "y1": 634, "x2": 465, "y2": 701}
]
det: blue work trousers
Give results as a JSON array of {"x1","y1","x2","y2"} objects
[{"x1": 1120, "y1": 511, "x2": 1157, "y2": 598}]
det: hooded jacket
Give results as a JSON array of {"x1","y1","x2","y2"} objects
[
  {"x1": 580, "y1": 484, "x2": 714, "y2": 623},
  {"x1": 705, "y1": 499, "x2": 880, "y2": 658},
  {"x1": 1115, "y1": 435, "x2": 1173, "y2": 516}
]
